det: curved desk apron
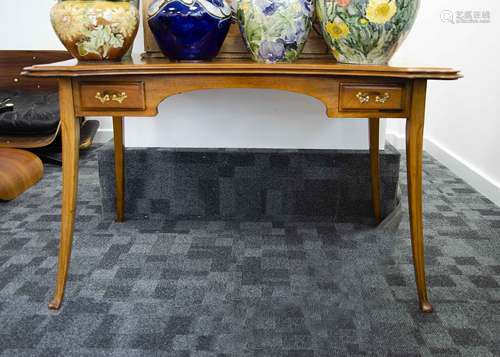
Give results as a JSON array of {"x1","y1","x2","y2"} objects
[{"x1": 23, "y1": 56, "x2": 462, "y2": 312}]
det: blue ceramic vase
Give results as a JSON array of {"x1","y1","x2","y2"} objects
[{"x1": 148, "y1": 0, "x2": 232, "y2": 61}]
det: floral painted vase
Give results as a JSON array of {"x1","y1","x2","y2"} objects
[
  {"x1": 148, "y1": 0, "x2": 232, "y2": 61},
  {"x1": 316, "y1": 0, "x2": 420, "y2": 64},
  {"x1": 50, "y1": 0, "x2": 140, "y2": 61},
  {"x1": 237, "y1": 0, "x2": 314, "y2": 63}
]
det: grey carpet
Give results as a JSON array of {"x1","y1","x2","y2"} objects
[
  {"x1": 96, "y1": 144, "x2": 401, "y2": 222},
  {"x1": 0, "y1": 147, "x2": 499, "y2": 356}
]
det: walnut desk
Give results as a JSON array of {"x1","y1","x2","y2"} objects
[{"x1": 23, "y1": 57, "x2": 461, "y2": 312}]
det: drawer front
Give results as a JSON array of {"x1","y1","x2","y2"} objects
[
  {"x1": 340, "y1": 84, "x2": 404, "y2": 111},
  {"x1": 79, "y1": 82, "x2": 145, "y2": 110}
]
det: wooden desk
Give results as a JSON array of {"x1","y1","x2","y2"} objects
[{"x1": 23, "y1": 56, "x2": 461, "y2": 312}]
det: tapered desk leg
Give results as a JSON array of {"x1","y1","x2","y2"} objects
[
  {"x1": 49, "y1": 79, "x2": 80, "y2": 310},
  {"x1": 406, "y1": 80, "x2": 433, "y2": 313},
  {"x1": 369, "y1": 118, "x2": 382, "y2": 224},
  {"x1": 113, "y1": 116, "x2": 125, "y2": 222}
]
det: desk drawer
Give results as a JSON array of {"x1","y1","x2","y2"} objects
[
  {"x1": 339, "y1": 83, "x2": 404, "y2": 111},
  {"x1": 79, "y1": 82, "x2": 145, "y2": 110}
]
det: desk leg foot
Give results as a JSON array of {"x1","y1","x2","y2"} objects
[
  {"x1": 113, "y1": 116, "x2": 125, "y2": 223},
  {"x1": 50, "y1": 79, "x2": 80, "y2": 311},
  {"x1": 369, "y1": 118, "x2": 382, "y2": 224},
  {"x1": 407, "y1": 79, "x2": 432, "y2": 313},
  {"x1": 420, "y1": 301, "x2": 434, "y2": 313},
  {"x1": 48, "y1": 297, "x2": 63, "y2": 310}
]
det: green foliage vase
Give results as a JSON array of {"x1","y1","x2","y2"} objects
[
  {"x1": 316, "y1": 0, "x2": 420, "y2": 64},
  {"x1": 51, "y1": 0, "x2": 140, "y2": 61}
]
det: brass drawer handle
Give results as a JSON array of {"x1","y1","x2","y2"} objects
[
  {"x1": 375, "y1": 92, "x2": 390, "y2": 103},
  {"x1": 356, "y1": 91, "x2": 391, "y2": 104},
  {"x1": 95, "y1": 91, "x2": 128, "y2": 104},
  {"x1": 356, "y1": 92, "x2": 370, "y2": 104}
]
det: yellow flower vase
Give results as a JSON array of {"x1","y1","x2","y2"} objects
[
  {"x1": 50, "y1": 0, "x2": 140, "y2": 61},
  {"x1": 316, "y1": 0, "x2": 420, "y2": 64}
]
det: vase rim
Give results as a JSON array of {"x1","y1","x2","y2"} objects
[{"x1": 148, "y1": 0, "x2": 231, "y2": 19}]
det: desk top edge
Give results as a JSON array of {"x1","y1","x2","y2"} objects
[{"x1": 23, "y1": 56, "x2": 462, "y2": 80}]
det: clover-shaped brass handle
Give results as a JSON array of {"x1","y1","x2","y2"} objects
[
  {"x1": 375, "y1": 92, "x2": 390, "y2": 103},
  {"x1": 356, "y1": 92, "x2": 370, "y2": 104},
  {"x1": 95, "y1": 91, "x2": 128, "y2": 104},
  {"x1": 356, "y1": 91, "x2": 390, "y2": 104}
]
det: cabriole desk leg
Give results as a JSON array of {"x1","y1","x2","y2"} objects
[
  {"x1": 369, "y1": 117, "x2": 382, "y2": 224},
  {"x1": 406, "y1": 79, "x2": 433, "y2": 313},
  {"x1": 49, "y1": 78, "x2": 80, "y2": 310},
  {"x1": 113, "y1": 116, "x2": 125, "y2": 222}
]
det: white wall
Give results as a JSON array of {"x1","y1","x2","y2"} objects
[
  {"x1": 0, "y1": 0, "x2": 385, "y2": 150},
  {"x1": 386, "y1": 0, "x2": 500, "y2": 206}
]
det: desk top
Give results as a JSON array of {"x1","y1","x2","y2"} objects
[{"x1": 23, "y1": 55, "x2": 461, "y2": 81}]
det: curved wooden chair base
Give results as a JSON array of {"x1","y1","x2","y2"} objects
[
  {"x1": 0, "y1": 148, "x2": 44, "y2": 201},
  {"x1": 0, "y1": 123, "x2": 61, "y2": 149}
]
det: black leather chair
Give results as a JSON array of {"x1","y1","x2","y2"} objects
[
  {"x1": 0, "y1": 91, "x2": 60, "y2": 138},
  {"x1": 0, "y1": 50, "x2": 99, "y2": 160}
]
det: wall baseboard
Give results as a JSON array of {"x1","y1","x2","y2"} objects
[
  {"x1": 94, "y1": 129, "x2": 113, "y2": 143},
  {"x1": 385, "y1": 132, "x2": 406, "y2": 150},
  {"x1": 386, "y1": 132, "x2": 500, "y2": 207}
]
